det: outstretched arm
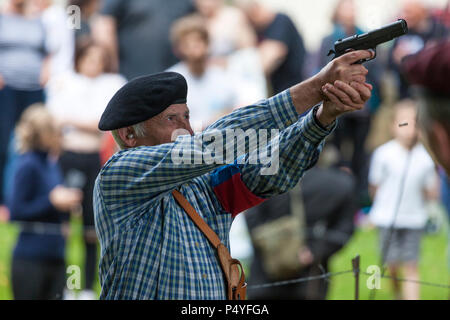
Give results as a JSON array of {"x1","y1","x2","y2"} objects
[
  {"x1": 207, "y1": 50, "x2": 374, "y2": 133},
  {"x1": 99, "y1": 51, "x2": 373, "y2": 214},
  {"x1": 209, "y1": 81, "x2": 372, "y2": 216}
]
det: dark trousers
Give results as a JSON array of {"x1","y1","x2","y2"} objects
[
  {"x1": 331, "y1": 113, "x2": 371, "y2": 198},
  {"x1": 0, "y1": 86, "x2": 44, "y2": 203},
  {"x1": 12, "y1": 258, "x2": 66, "y2": 300},
  {"x1": 59, "y1": 151, "x2": 101, "y2": 290}
]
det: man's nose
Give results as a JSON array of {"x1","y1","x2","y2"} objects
[
  {"x1": 185, "y1": 122, "x2": 195, "y2": 136},
  {"x1": 178, "y1": 120, "x2": 194, "y2": 136}
]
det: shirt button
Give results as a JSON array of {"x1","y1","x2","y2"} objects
[
  {"x1": 202, "y1": 274, "x2": 207, "y2": 279},
  {"x1": 195, "y1": 242, "x2": 200, "y2": 248},
  {"x1": 285, "y1": 120, "x2": 293, "y2": 126}
]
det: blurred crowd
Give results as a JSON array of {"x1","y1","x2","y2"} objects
[{"x1": 0, "y1": 0, "x2": 449, "y2": 300}]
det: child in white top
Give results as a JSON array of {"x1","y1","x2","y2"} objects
[{"x1": 368, "y1": 99, "x2": 438, "y2": 300}]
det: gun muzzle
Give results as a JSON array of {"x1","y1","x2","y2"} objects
[{"x1": 329, "y1": 19, "x2": 409, "y2": 62}]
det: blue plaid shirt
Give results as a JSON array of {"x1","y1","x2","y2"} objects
[{"x1": 94, "y1": 89, "x2": 335, "y2": 299}]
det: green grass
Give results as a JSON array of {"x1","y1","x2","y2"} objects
[
  {"x1": 0, "y1": 220, "x2": 448, "y2": 300},
  {"x1": 327, "y1": 227, "x2": 449, "y2": 300},
  {"x1": 0, "y1": 217, "x2": 101, "y2": 300},
  {"x1": 0, "y1": 222, "x2": 17, "y2": 300}
]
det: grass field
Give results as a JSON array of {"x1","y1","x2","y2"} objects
[
  {"x1": 327, "y1": 225, "x2": 449, "y2": 300},
  {"x1": 0, "y1": 217, "x2": 101, "y2": 300},
  {"x1": 0, "y1": 218, "x2": 448, "y2": 300}
]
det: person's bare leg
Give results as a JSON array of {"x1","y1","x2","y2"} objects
[
  {"x1": 402, "y1": 262, "x2": 420, "y2": 300},
  {"x1": 0, "y1": 205, "x2": 9, "y2": 223},
  {"x1": 388, "y1": 264, "x2": 402, "y2": 300}
]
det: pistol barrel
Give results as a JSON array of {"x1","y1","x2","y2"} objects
[{"x1": 332, "y1": 19, "x2": 408, "y2": 58}]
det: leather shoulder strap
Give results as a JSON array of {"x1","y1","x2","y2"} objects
[{"x1": 172, "y1": 190, "x2": 222, "y2": 249}]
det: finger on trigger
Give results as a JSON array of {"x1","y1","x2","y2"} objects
[{"x1": 342, "y1": 50, "x2": 373, "y2": 65}]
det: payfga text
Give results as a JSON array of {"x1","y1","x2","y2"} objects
[
  {"x1": 225, "y1": 304, "x2": 269, "y2": 315},
  {"x1": 180, "y1": 304, "x2": 269, "y2": 317}
]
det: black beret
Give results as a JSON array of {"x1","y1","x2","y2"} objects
[
  {"x1": 98, "y1": 72, "x2": 188, "y2": 131},
  {"x1": 403, "y1": 40, "x2": 450, "y2": 97}
]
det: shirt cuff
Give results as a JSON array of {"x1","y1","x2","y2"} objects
[
  {"x1": 312, "y1": 104, "x2": 336, "y2": 131},
  {"x1": 267, "y1": 89, "x2": 300, "y2": 130},
  {"x1": 300, "y1": 106, "x2": 337, "y2": 145}
]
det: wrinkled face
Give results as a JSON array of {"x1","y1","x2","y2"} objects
[
  {"x1": 78, "y1": 46, "x2": 105, "y2": 78},
  {"x1": 392, "y1": 106, "x2": 419, "y2": 148},
  {"x1": 177, "y1": 32, "x2": 209, "y2": 64},
  {"x1": 138, "y1": 104, "x2": 194, "y2": 146}
]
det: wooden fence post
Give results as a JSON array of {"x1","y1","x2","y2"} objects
[{"x1": 352, "y1": 255, "x2": 360, "y2": 300}]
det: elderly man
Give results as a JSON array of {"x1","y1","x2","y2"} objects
[{"x1": 94, "y1": 50, "x2": 373, "y2": 299}]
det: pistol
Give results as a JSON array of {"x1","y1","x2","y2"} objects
[{"x1": 328, "y1": 19, "x2": 408, "y2": 63}]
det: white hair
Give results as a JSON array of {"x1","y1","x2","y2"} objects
[
  {"x1": 132, "y1": 122, "x2": 147, "y2": 138},
  {"x1": 111, "y1": 121, "x2": 147, "y2": 150}
]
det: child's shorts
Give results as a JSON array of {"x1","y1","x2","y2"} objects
[{"x1": 378, "y1": 227, "x2": 423, "y2": 264}]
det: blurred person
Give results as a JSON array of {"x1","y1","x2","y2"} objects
[
  {"x1": 402, "y1": 40, "x2": 450, "y2": 176},
  {"x1": 92, "y1": 0, "x2": 194, "y2": 79},
  {"x1": 245, "y1": 159, "x2": 357, "y2": 300},
  {"x1": 8, "y1": 105, "x2": 82, "y2": 300},
  {"x1": 368, "y1": 100, "x2": 438, "y2": 300},
  {"x1": 29, "y1": 0, "x2": 75, "y2": 78},
  {"x1": 389, "y1": 0, "x2": 448, "y2": 99},
  {"x1": 168, "y1": 14, "x2": 240, "y2": 128},
  {"x1": 440, "y1": 168, "x2": 450, "y2": 273},
  {"x1": 0, "y1": 0, "x2": 49, "y2": 221},
  {"x1": 46, "y1": 39, "x2": 126, "y2": 300},
  {"x1": 316, "y1": 0, "x2": 383, "y2": 205},
  {"x1": 439, "y1": 168, "x2": 450, "y2": 219},
  {"x1": 68, "y1": 0, "x2": 101, "y2": 41},
  {"x1": 401, "y1": 39, "x2": 450, "y2": 274},
  {"x1": 431, "y1": 0, "x2": 450, "y2": 29},
  {"x1": 194, "y1": 0, "x2": 256, "y2": 58},
  {"x1": 237, "y1": 0, "x2": 306, "y2": 95},
  {"x1": 194, "y1": 0, "x2": 267, "y2": 106}
]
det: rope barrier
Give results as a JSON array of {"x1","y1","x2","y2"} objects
[
  {"x1": 247, "y1": 269, "x2": 354, "y2": 290},
  {"x1": 247, "y1": 262, "x2": 450, "y2": 292},
  {"x1": 363, "y1": 272, "x2": 450, "y2": 289}
]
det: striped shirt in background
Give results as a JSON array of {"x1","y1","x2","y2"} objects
[
  {"x1": 0, "y1": 14, "x2": 48, "y2": 91},
  {"x1": 94, "y1": 89, "x2": 335, "y2": 299}
]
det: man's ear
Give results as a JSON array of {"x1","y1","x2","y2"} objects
[{"x1": 117, "y1": 127, "x2": 137, "y2": 148}]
